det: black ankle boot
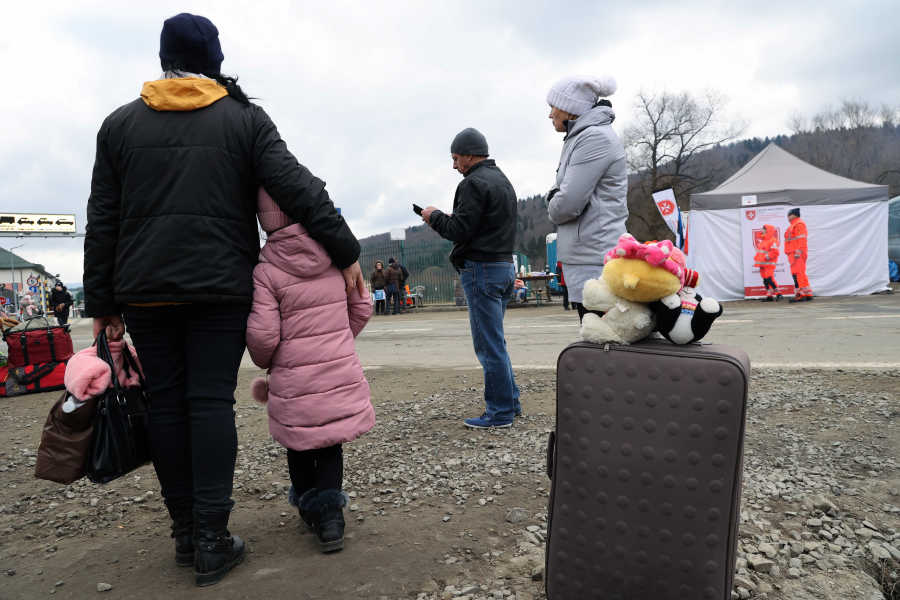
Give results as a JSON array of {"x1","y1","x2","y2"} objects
[
  {"x1": 299, "y1": 488, "x2": 319, "y2": 531},
  {"x1": 166, "y1": 502, "x2": 194, "y2": 567},
  {"x1": 172, "y1": 517, "x2": 194, "y2": 567},
  {"x1": 194, "y1": 512, "x2": 245, "y2": 587},
  {"x1": 312, "y1": 489, "x2": 347, "y2": 553},
  {"x1": 289, "y1": 486, "x2": 318, "y2": 531}
]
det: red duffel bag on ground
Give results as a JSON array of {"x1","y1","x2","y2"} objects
[
  {"x1": 3, "y1": 317, "x2": 73, "y2": 368},
  {"x1": 1, "y1": 361, "x2": 66, "y2": 397}
]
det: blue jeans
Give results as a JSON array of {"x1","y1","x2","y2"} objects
[
  {"x1": 459, "y1": 260, "x2": 520, "y2": 422},
  {"x1": 385, "y1": 283, "x2": 402, "y2": 314}
]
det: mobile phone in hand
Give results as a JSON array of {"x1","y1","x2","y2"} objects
[{"x1": 413, "y1": 204, "x2": 424, "y2": 216}]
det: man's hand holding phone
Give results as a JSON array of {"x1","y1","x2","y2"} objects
[{"x1": 415, "y1": 204, "x2": 438, "y2": 224}]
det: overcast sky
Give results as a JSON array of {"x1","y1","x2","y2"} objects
[{"x1": 1, "y1": 0, "x2": 897, "y2": 284}]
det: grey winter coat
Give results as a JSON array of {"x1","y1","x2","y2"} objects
[{"x1": 547, "y1": 105, "x2": 628, "y2": 266}]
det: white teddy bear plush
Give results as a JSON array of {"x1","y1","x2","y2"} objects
[{"x1": 580, "y1": 278, "x2": 656, "y2": 345}]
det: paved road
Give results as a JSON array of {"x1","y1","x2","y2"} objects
[
  {"x1": 56, "y1": 292, "x2": 899, "y2": 371},
  {"x1": 352, "y1": 293, "x2": 900, "y2": 370}
]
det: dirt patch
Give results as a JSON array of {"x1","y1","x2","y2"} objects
[{"x1": 0, "y1": 368, "x2": 896, "y2": 599}]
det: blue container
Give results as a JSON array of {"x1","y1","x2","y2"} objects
[{"x1": 546, "y1": 233, "x2": 561, "y2": 292}]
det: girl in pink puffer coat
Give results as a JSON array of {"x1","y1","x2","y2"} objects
[{"x1": 246, "y1": 189, "x2": 373, "y2": 553}]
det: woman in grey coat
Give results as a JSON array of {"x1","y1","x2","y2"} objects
[{"x1": 546, "y1": 76, "x2": 628, "y2": 320}]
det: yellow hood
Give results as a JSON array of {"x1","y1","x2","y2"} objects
[{"x1": 140, "y1": 78, "x2": 227, "y2": 112}]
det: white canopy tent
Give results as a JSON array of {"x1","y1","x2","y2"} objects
[{"x1": 689, "y1": 143, "x2": 890, "y2": 300}]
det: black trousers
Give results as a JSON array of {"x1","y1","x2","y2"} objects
[
  {"x1": 560, "y1": 285, "x2": 569, "y2": 310},
  {"x1": 287, "y1": 444, "x2": 343, "y2": 494},
  {"x1": 123, "y1": 304, "x2": 249, "y2": 517},
  {"x1": 56, "y1": 308, "x2": 70, "y2": 326}
]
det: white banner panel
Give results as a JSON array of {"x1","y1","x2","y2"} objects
[
  {"x1": 739, "y1": 205, "x2": 794, "y2": 298},
  {"x1": 802, "y1": 202, "x2": 889, "y2": 297},
  {"x1": 690, "y1": 209, "x2": 743, "y2": 301},
  {"x1": 692, "y1": 202, "x2": 889, "y2": 301},
  {"x1": 0, "y1": 213, "x2": 76, "y2": 233}
]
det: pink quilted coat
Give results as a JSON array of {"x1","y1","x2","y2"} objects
[{"x1": 246, "y1": 190, "x2": 374, "y2": 452}]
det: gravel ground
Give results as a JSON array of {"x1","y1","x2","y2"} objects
[{"x1": 0, "y1": 367, "x2": 896, "y2": 599}]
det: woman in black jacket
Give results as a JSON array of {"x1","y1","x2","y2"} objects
[{"x1": 84, "y1": 13, "x2": 364, "y2": 587}]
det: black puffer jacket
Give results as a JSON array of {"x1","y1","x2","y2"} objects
[
  {"x1": 50, "y1": 287, "x2": 73, "y2": 309},
  {"x1": 429, "y1": 159, "x2": 517, "y2": 270},
  {"x1": 84, "y1": 81, "x2": 359, "y2": 317}
]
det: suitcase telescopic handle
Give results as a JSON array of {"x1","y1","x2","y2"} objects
[{"x1": 546, "y1": 431, "x2": 556, "y2": 479}]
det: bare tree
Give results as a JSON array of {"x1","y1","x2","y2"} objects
[
  {"x1": 623, "y1": 90, "x2": 744, "y2": 241},
  {"x1": 803, "y1": 100, "x2": 884, "y2": 179},
  {"x1": 812, "y1": 105, "x2": 840, "y2": 132},
  {"x1": 880, "y1": 103, "x2": 899, "y2": 129},
  {"x1": 788, "y1": 110, "x2": 808, "y2": 134},
  {"x1": 786, "y1": 99, "x2": 900, "y2": 195},
  {"x1": 625, "y1": 90, "x2": 745, "y2": 195},
  {"x1": 840, "y1": 99, "x2": 877, "y2": 129}
]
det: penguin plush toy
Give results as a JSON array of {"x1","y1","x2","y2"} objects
[{"x1": 650, "y1": 269, "x2": 723, "y2": 344}]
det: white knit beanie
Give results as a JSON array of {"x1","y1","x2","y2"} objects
[{"x1": 546, "y1": 76, "x2": 617, "y2": 116}]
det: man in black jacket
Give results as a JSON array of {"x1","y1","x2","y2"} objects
[
  {"x1": 421, "y1": 128, "x2": 521, "y2": 428},
  {"x1": 50, "y1": 282, "x2": 73, "y2": 326},
  {"x1": 83, "y1": 13, "x2": 363, "y2": 587}
]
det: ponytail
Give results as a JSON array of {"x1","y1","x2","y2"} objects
[
  {"x1": 207, "y1": 73, "x2": 252, "y2": 106},
  {"x1": 161, "y1": 62, "x2": 253, "y2": 106}
]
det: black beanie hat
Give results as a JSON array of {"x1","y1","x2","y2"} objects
[
  {"x1": 450, "y1": 128, "x2": 489, "y2": 156},
  {"x1": 788, "y1": 208, "x2": 800, "y2": 218},
  {"x1": 159, "y1": 13, "x2": 224, "y2": 74}
]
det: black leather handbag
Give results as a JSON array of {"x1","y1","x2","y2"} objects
[{"x1": 85, "y1": 331, "x2": 151, "y2": 484}]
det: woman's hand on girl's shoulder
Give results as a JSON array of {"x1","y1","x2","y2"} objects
[{"x1": 342, "y1": 261, "x2": 366, "y2": 297}]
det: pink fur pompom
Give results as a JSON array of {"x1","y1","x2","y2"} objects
[{"x1": 251, "y1": 377, "x2": 269, "y2": 404}]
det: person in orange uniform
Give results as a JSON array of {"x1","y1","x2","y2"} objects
[
  {"x1": 784, "y1": 208, "x2": 812, "y2": 302},
  {"x1": 754, "y1": 224, "x2": 782, "y2": 301}
]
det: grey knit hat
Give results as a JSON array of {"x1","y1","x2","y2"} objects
[
  {"x1": 450, "y1": 128, "x2": 489, "y2": 156},
  {"x1": 546, "y1": 76, "x2": 617, "y2": 116}
]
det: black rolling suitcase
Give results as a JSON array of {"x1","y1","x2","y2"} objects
[{"x1": 546, "y1": 340, "x2": 750, "y2": 600}]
